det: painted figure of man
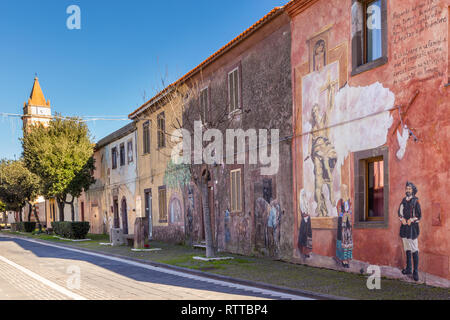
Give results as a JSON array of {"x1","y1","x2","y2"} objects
[
  {"x1": 398, "y1": 181, "x2": 422, "y2": 281},
  {"x1": 266, "y1": 201, "x2": 282, "y2": 256},
  {"x1": 305, "y1": 73, "x2": 338, "y2": 216},
  {"x1": 297, "y1": 190, "x2": 312, "y2": 258},
  {"x1": 335, "y1": 184, "x2": 353, "y2": 268}
]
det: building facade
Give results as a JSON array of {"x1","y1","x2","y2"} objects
[
  {"x1": 129, "y1": 97, "x2": 185, "y2": 243},
  {"x1": 179, "y1": 8, "x2": 294, "y2": 258},
  {"x1": 79, "y1": 122, "x2": 139, "y2": 235},
  {"x1": 288, "y1": 0, "x2": 449, "y2": 285}
]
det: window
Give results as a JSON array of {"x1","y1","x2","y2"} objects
[
  {"x1": 119, "y1": 143, "x2": 125, "y2": 166},
  {"x1": 230, "y1": 169, "x2": 242, "y2": 213},
  {"x1": 366, "y1": 157, "x2": 384, "y2": 221},
  {"x1": 351, "y1": 0, "x2": 387, "y2": 75},
  {"x1": 200, "y1": 87, "x2": 209, "y2": 122},
  {"x1": 364, "y1": 0, "x2": 382, "y2": 63},
  {"x1": 228, "y1": 67, "x2": 241, "y2": 113},
  {"x1": 127, "y1": 140, "x2": 133, "y2": 163},
  {"x1": 157, "y1": 112, "x2": 166, "y2": 148},
  {"x1": 111, "y1": 147, "x2": 118, "y2": 169},
  {"x1": 354, "y1": 146, "x2": 389, "y2": 228},
  {"x1": 158, "y1": 186, "x2": 167, "y2": 222},
  {"x1": 143, "y1": 121, "x2": 150, "y2": 154}
]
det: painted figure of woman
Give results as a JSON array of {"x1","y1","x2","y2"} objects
[
  {"x1": 336, "y1": 185, "x2": 353, "y2": 268},
  {"x1": 298, "y1": 189, "x2": 312, "y2": 258}
]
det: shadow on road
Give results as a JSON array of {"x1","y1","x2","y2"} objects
[{"x1": 0, "y1": 236, "x2": 285, "y2": 299}]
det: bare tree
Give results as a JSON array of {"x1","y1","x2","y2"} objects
[{"x1": 156, "y1": 75, "x2": 237, "y2": 258}]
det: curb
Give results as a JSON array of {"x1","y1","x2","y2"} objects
[{"x1": 0, "y1": 232, "x2": 348, "y2": 300}]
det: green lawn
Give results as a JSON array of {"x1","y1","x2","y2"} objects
[{"x1": 1, "y1": 230, "x2": 449, "y2": 300}]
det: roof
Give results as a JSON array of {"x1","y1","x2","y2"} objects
[
  {"x1": 27, "y1": 77, "x2": 50, "y2": 107},
  {"x1": 128, "y1": 4, "x2": 288, "y2": 119},
  {"x1": 96, "y1": 121, "x2": 136, "y2": 150}
]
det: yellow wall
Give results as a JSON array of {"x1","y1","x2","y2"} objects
[{"x1": 136, "y1": 91, "x2": 184, "y2": 228}]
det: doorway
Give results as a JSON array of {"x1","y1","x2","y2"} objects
[
  {"x1": 80, "y1": 202, "x2": 85, "y2": 222},
  {"x1": 121, "y1": 198, "x2": 128, "y2": 234},
  {"x1": 113, "y1": 198, "x2": 119, "y2": 228},
  {"x1": 208, "y1": 180, "x2": 215, "y2": 244},
  {"x1": 144, "y1": 189, "x2": 152, "y2": 240}
]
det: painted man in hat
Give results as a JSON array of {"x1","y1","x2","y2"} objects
[{"x1": 398, "y1": 181, "x2": 422, "y2": 281}]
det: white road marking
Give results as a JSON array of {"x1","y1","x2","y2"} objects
[
  {"x1": 0, "y1": 255, "x2": 87, "y2": 300},
  {"x1": 0, "y1": 235, "x2": 313, "y2": 300}
]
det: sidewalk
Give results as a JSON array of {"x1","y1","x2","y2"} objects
[{"x1": 1, "y1": 230, "x2": 449, "y2": 300}]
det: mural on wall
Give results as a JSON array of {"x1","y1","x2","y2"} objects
[
  {"x1": 186, "y1": 186, "x2": 194, "y2": 234},
  {"x1": 255, "y1": 196, "x2": 283, "y2": 256},
  {"x1": 297, "y1": 189, "x2": 312, "y2": 258},
  {"x1": 168, "y1": 193, "x2": 183, "y2": 226},
  {"x1": 301, "y1": 61, "x2": 395, "y2": 218},
  {"x1": 295, "y1": 25, "x2": 396, "y2": 258},
  {"x1": 334, "y1": 184, "x2": 353, "y2": 268},
  {"x1": 299, "y1": 27, "x2": 395, "y2": 221},
  {"x1": 224, "y1": 209, "x2": 231, "y2": 244},
  {"x1": 398, "y1": 181, "x2": 422, "y2": 281}
]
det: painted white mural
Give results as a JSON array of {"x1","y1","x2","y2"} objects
[{"x1": 301, "y1": 61, "x2": 394, "y2": 217}]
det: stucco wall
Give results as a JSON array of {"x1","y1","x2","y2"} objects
[
  {"x1": 135, "y1": 94, "x2": 185, "y2": 242},
  {"x1": 184, "y1": 12, "x2": 293, "y2": 259},
  {"x1": 290, "y1": 0, "x2": 449, "y2": 282}
]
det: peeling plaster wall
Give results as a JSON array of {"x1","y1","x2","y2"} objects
[
  {"x1": 103, "y1": 130, "x2": 138, "y2": 235},
  {"x1": 185, "y1": 13, "x2": 293, "y2": 259}
]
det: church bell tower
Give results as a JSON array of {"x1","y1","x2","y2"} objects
[{"x1": 22, "y1": 77, "x2": 52, "y2": 133}]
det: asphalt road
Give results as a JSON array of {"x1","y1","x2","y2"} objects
[{"x1": 0, "y1": 235, "x2": 312, "y2": 300}]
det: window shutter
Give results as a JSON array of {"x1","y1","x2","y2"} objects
[
  {"x1": 236, "y1": 170, "x2": 241, "y2": 211},
  {"x1": 231, "y1": 171, "x2": 236, "y2": 212},
  {"x1": 233, "y1": 70, "x2": 239, "y2": 109},
  {"x1": 228, "y1": 72, "x2": 234, "y2": 112}
]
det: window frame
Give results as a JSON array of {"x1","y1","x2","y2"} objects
[
  {"x1": 111, "y1": 147, "x2": 118, "y2": 169},
  {"x1": 364, "y1": 155, "x2": 385, "y2": 222},
  {"x1": 157, "y1": 112, "x2": 166, "y2": 149},
  {"x1": 119, "y1": 143, "x2": 125, "y2": 167},
  {"x1": 351, "y1": 0, "x2": 388, "y2": 76},
  {"x1": 200, "y1": 86, "x2": 209, "y2": 123},
  {"x1": 127, "y1": 139, "x2": 133, "y2": 164},
  {"x1": 230, "y1": 168, "x2": 243, "y2": 213},
  {"x1": 158, "y1": 185, "x2": 167, "y2": 223},
  {"x1": 143, "y1": 121, "x2": 150, "y2": 155},
  {"x1": 353, "y1": 146, "x2": 389, "y2": 229},
  {"x1": 227, "y1": 64, "x2": 242, "y2": 114}
]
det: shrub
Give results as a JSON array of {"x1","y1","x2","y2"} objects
[
  {"x1": 10, "y1": 222, "x2": 36, "y2": 232},
  {"x1": 51, "y1": 221, "x2": 90, "y2": 239},
  {"x1": 22, "y1": 222, "x2": 36, "y2": 233}
]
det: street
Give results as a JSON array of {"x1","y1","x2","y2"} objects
[{"x1": 0, "y1": 235, "x2": 311, "y2": 300}]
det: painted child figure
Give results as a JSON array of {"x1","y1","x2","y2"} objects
[
  {"x1": 398, "y1": 181, "x2": 422, "y2": 281},
  {"x1": 335, "y1": 184, "x2": 353, "y2": 268},
  {"x1": 298, "y1": 189, "x2": 312, "y2": 258}
]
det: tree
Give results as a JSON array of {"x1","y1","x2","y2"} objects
[
  {"x1": 160, "y1": 79, "x2": 236, "y2": 258},
  {"x1": 0, "y1": 159, "x2": 41, "y2": 223},
  {"x1": 0, "y1": 200, "x2": 6, "y2": 226},
  {"x1": 22, "y1": 115, "x2": 95, "y2": 221},
  {"x1": 65, "y1": 156, "x2": 95, "y2": 220}
]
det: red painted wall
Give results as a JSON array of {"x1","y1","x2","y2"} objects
[{"x1": 290, "y1": 0, "x2": 450, "y2": 280}]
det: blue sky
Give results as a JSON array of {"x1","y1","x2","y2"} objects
[{"x1": 0, "y1": 0, "x2": 287, "y2": 160}]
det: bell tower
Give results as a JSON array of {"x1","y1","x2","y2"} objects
[{"x1": 22, "y1": 77, "x2": 52, "y2": 133}]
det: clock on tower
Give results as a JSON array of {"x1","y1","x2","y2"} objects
[{"x1": 22, "y1": 77, "x2": 52, "y2": 133}]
